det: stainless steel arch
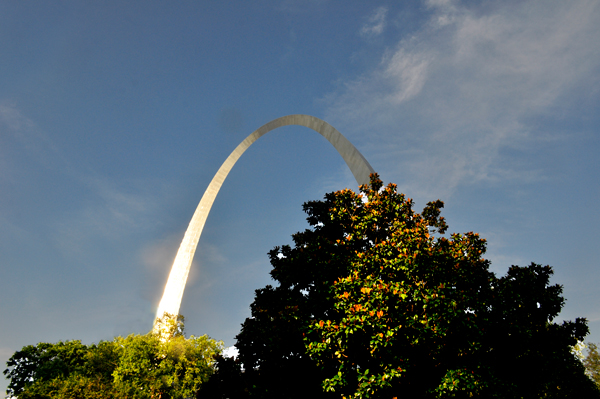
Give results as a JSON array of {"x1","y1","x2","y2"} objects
[{"x1": 154, "y1": 114, "x2": 375, "y2": 326}]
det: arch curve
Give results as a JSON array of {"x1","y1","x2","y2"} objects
[{"x1": 154, "y1": 115, "x2": 375, "y2": 325}]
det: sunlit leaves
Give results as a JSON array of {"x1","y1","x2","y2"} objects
[{"x1": 4, "y1": 317, "x2": 222, "y2": 399}]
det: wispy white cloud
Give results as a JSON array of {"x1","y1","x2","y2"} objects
[
  {"x1": 0, "y1": 103, "x2": 65, "y2": 178},
  {"x1": 52, "y1": 177, "x2": 164, "y2": 259},
  {"x1": 323, "y1": 0, "x2": 600, "y2": 198},
  {"x1": 0, "y1": 103, "x2": 170, "y2": 260},
  {"x1": 0, "y1": 103, "x2": 35, "y2": 133},
  {"x1": 360, "y1": 6, "x2": 388, "y2": 38}
]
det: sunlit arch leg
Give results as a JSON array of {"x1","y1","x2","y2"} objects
[{"x1": 153, "y1": 114, "x2": 375, "y2": 332}]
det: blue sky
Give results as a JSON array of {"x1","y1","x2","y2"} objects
[{"x1": 1, "y1": 0, "x2": 599, "y2": 389}]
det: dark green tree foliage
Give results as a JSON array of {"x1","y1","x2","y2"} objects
[
  {"x1": 197, "y1": 355, "x2": 246, "y2": 399},
  {"x1": 229, "y1": 175, "x2": 598, "y2": 399},
  {"x1": 3, "y1": 340, "x2": 110, "y2": 398},
  {"x1": 4, "y1": 314, "x2": 222, "y2": 399}
]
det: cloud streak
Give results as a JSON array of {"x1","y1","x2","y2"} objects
[
  {"x1": 0, "y1": 103, "x2": 65, "y2": 179},
  {"x1": 360, "y1": 6, "x2": 388, "y2": 38},
  {"x1": 323, "y1": 0, "x2": 600, "y2": 198},
  {"x1": 0, "y1": 103, "x2": 170, "y2": 264},
  {"x1": 52, "y1": 177, "x2": 162, "y2": 259}
]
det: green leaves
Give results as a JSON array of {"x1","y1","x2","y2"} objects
[
  {"x1": 303, "y1": 176, "x2": 491, "y2": 395},
  {"x1": 4, "y1": 319, "x2": 223, "y2": 399},
  {"x1": 112, "y1": 333, "x2": 222, "y2": 398},
  {"x1": 233, "y1": 174, "x2": 599, "y2": 398},
  {"x1": 584, "y1": 343, "x2": 600, "y2": 388}
]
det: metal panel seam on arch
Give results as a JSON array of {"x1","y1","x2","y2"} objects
[{"x1": 154, "y1": 114, "x2": 375, "y2": 329}]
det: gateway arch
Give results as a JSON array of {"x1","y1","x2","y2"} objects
[{"x1": 154, "y1": 114, "x2": 375, "y2": 328}]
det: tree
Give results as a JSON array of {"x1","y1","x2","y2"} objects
[
  {"x1": 231, "y1": 174, "x2": 598, "y2": 398},
  {"x1": 585, "y1": 343, "x2": 600, "y2": 388},
  {"x1": 3, "y1": 340, "x2": 114, "y2": 399},
  {"x1": 197, "y1": 354, "x2": 246, "y2": 399},
  {"x1": 4, "y1": 315, "x2": 223, "y2": 399},
  {"x1": 154, "y1": 312, "x2": 187, "y2": 341}
]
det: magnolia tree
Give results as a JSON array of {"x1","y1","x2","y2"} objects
[{"x1": 223, "y1": 175, "x2": 598, "y2": 399}]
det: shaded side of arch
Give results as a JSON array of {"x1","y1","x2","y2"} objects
[{"x1": 154, "y1": 114, "x2": 375, "y2": 325}]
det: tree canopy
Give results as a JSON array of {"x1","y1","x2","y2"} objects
[
  {"x1": 4, "y1": 314, "x2": 222, "y2": 399},
  {"x1": 7, "y1": 176, "x2": 597, "y2": 399},
  {"x1": 585, "y1": 343, "x2": 600, "y2": 389},
  {"x1": 224, "y1": 175, "x2": 598, "y2": 399}
]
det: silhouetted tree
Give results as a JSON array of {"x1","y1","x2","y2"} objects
[{"x1": 225, "y1": 175, "x2": 598, "y2": 398}]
